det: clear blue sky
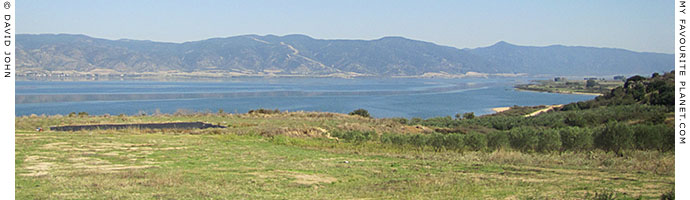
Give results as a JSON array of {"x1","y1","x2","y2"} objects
[{"x1": 19, "y1": 0, "x2": 672, "y2": 53}]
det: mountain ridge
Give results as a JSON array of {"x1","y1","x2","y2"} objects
[{"x1": 17, "y1": 33, "x2": 672, "y2": 78}]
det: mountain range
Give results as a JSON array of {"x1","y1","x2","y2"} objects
[{"x1": 17, "y1": 34, "x2": 673, "y2": 78}]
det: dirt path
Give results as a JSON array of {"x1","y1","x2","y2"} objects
[{"x1": 524, "y1": 104, "x2": 563, "y2": 117}]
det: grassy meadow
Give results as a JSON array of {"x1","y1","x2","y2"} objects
[{"x1": 16, "y1": 111, "x2": 674, "y2": 199}]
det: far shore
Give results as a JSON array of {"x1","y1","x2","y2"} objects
[{"x1": 514, "y1": 88, "x2": 603, "y2": 96}]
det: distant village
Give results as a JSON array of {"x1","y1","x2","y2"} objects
[{"x1": 553, "y1": 75, "x2": 626, "y2": 82}]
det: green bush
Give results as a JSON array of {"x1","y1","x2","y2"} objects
[
  {"x1": 270, "y1": 135, "x2": 291, "y2": 145},
  {"x1": 247, "y1": 108, "x2": 280, "y2": 115},
  {"x1": 564, "y1": 113, "x2": 587, "y2": 127},
  {"x1": 462, "y1": 112, "x2": 475, "y2": 120},
  {"x1": 349, "y1": 108, "x2": 371, "y2": 118},
  {"x1": 587, "y1": 190, "x2": 616, "y2": 200},
  {"x1": 428, "y1": 133, "x2": 446, "y2": 151},
  {"x1": 332, "y1": 130, "x2": 375, "y2": 143},
  {"x1": 537, "y1": 129, "x2": 561, "y2": 152},
  {"x1": 559, "y1": 127, "x2": 593, "y2": 152},
  {"x1": 508, "y1": 126, "x2": 540, "y2": 152},
  {"x1": 388, "y1": 134, "x2": 409, "y2": 146},
  {"x1": 489, "y1": 116, "x2": 521, "y2": 130},
  {"x1": 248, "y1": 108, "x2": 281, "y2": 114},
  {"x1": 464, "y1": 132, "x2": 488, "y2": 151},
  {"x1": 77, "y1": 112, "x2": 89, "y2": 117},
  {"x1": 409, "y1": 134, "x2": 428, "y2": 148},
  {"x1": 444, "y1": 133, "x2": 465, "y2": 151},
  {"x1": 634, "y1": 124, "x2": 673, "y2": 151},
  {"x1": 595, "y1": 121, "x2": 634, "y2": 155},
  {"x1": 487, "y1": 131, "x2": 510, "y2": 151},
  {"x1": 663, "y1": 125, "x2": 675, "y2": 152}
]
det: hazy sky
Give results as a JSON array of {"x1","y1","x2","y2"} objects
[{"x1": 19, "y1": 0, "x2": 672, "y2": 53}]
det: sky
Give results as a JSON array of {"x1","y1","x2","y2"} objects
[{"x1": 19, "y1": 0, "x2": 673, "y2": 53}]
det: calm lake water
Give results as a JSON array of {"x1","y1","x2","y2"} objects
[{"x1": 15, "y1": 78, "x2": 595, "y2": 118}]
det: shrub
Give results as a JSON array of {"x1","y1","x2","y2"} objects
[
  {"x1": 409, "y1": 134, "x2": 428, "y2": 148},
  {"x1": 508, "y1": 126, "x2": 540, "y2": 152},
  {"x1": 464, "y1": 132, "x2": 488, "y2": 151},
  {"x1": 634, "y1": 124, "x2": 673, "y2": 151},
  {"x1": 349, "y1": 108, "x2": 371, "y2": 118},
  {"x1": 77, "y1": 112, "x2": 89, "y2": 117},
  {"x1": 663, "y1": 125, "x2": 675, "y2": 152},
  {"x1": 537, "y1": 129, "x2": 561, "y2": 152},
  {"x1": 561, "y1": 103, "x2": 580, "y2": 111},
  {"x1": 270, "y1": 135, "x2": 291, "y2": 145},
  {"x1": 462, "y1": 112, "x2": 475, "y2": 120},
  {"x1": 559, "y1": 127, "x2": 593, "y2": 152},
  {"x1": 487, "y1": 131, "x2": 510, "y2": 151},
  {"x1": 248, "y1": 108, "x2": 281, "y2": 114},
  {"x1": 587, "y1": 190, "x2": 616, "y2": 200},
  {"x1": 428, "y1": 133, "x2": 446, "y2": 151},
  {"x1": 421, "y1": 116, "x2": 456, "y2": 127},
  {"x1": 381, "y1": 133, "x2": 409, "y2": 146},
  {"x1": 595, "y1": 121, "x2": 634, "y2": 155},
  {"x1": 489, "y1": 116, "x2": 521, "y2": 130},
  {"x1": 564, "y1": 113, "x2": 587, "y2": 127},
  {"x1": 444, "y1": 133, "x2": 465, "y2": 151},
  {"x1": 332, "y1": 130, "x2": 375, "y2": 143}
]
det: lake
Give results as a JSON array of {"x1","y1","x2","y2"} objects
[{"x1": 15, "y1": 78, "x2": 596, "y2": 118}]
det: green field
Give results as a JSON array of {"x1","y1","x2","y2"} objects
[{"x1": 16, "y1": 112, "x2": 674, "y2": 199}]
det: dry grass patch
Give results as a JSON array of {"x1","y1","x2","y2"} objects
[
  {"x1": 250, "y1": 170, "x2": 337, "y2": 185},
  {"x1": 18, "y1": 134, "x2": 187, "y2": 177},
  {"x1": 260, "y1": 127, "x2": 330, "y2": 138}
]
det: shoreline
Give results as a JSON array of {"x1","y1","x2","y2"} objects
[
  {"x1": 514, "y1": 88, "x2": 603, "y2": 96},
  {"x1": 17, "y1": 71, "x2": 527, "y2": 81}
]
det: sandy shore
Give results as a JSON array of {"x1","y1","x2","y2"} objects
[{"x1": 492, "y1": 107, "x2": 511, "y2": 113}]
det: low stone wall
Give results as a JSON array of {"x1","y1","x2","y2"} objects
[{"x1": 50, "y1": 122, "x2": 226, "y2": 131}]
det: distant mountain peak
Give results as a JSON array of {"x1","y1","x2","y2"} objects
[
  {"x1": 491, "y1": 41, "x2": 515, "y2": 47},
  {"x1": 377, "y1": 36, "x2": 410, "y2": 41},
  {"x1": 282, "y1": 34, "x2": 313, "y2": 39}
]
